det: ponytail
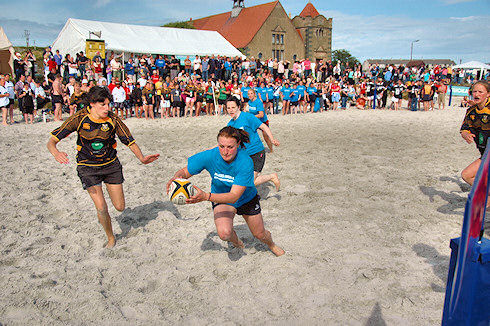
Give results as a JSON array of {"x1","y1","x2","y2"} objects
[{"x1": 217, "y1": 126, "x2": 250, "y2": 148}]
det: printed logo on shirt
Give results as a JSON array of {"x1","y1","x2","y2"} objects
[
  {"x1": 214, "y1": 173, "x2": 234, "y2": 183},
  {"x1": 100, "y1": 123, "x2": 109, "y2": 132},
  {"x1": 82, "y1": 123, "x2": 91, "y2": 130}
]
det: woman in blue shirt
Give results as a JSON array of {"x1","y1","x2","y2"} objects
[
  {"x1": 166, "y1": 126, "x2": 284, "y2": 256},
  {"x1": 247, "y1": 88, "x2": 273, "y2": 153},
  {"x1": 226, "y1": 96, "x2": 280, "y2": 190}
]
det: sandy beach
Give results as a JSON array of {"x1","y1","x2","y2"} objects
[{"x1": 0, "y1": 101, "x2": 475, "y2": 325}]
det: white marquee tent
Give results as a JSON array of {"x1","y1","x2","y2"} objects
[
  {"x1": 51, "y1": 18, "x2": 244, "y2": 58},
  {"x1": 0, "y1": 26, "x2": 15, "y2": 75},
  {"x1": 452, "y1": 61, "x2": 490, "y2": 78}
]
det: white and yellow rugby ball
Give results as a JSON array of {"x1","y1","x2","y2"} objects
[{"x1": 168, "y1": 179, "x2": 195, "y2": 205}]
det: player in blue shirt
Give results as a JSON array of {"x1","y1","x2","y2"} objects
[
  {"x1": 166, "y1": 126, "x2": 285, "y2": 256},
  {"x1": 226, "y1": 96, "x2": 280, "y2": 191},
  {"x1": 247, "y1": 88, "x2": 273, "y2": 153},
  {"x1": 280, "y1": 83, "x2": 291, "y2": 115},
  {"x1": 306, "y1": 82, "x2": 318, "y2": 113},
  {"x1": 296, "y1": 80, "x2": 307, "y2": 113},
  {"x1": 289, "y1": 84, "x2": 300, "y2": 114}
]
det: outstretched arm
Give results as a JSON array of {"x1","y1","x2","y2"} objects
[
  {"x1": 258, "y1": 123, "x2": 280, "y2": 146},
  {"x1": 129, "y1": 143, "x2": 160, "y2": 164}
]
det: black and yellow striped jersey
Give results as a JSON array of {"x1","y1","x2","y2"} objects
[
  {"x1": 461, "y1": 98, "x2": 490, "y2": 155},
  {"x1": 51, "y1": 107, "x2": 135, "y2": 166}
]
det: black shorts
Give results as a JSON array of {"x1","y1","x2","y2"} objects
[
  {"x1": 52, "y1": 95, "x2": 63, "y2": 104},
  {"x1": 250, "y1": 149, "x2": 266, "y2": 172},
  {"x1": 9, "y1": 99, "x2": 14, "y2": 105},
  {"x1": 212, "y1": 194, "x2": 261, "y2": 216},
  {"x1": 77, "y1": 159, "x2": 124, "y2": 190},
  {"x1": 22, "y1": 105, "x2": 34, "y2": 114},
  {"x1": 290, "y1": 101, "x2": 299, "y2": 107},
  {"x1": 172, "y1": 101, "x2": 184, "y2": 108},
  {"x1": 218, "y1": 98, "x2": 226, "y2": 105}
]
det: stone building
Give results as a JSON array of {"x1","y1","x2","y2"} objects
[
  {"x1": 189, "y1": 1, "x2": 332, "y2": 63},
  {"x1": 292, "y1": 2, "x2": 332, "y2": 62}
]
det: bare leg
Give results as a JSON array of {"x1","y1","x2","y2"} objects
[
  {"x1": 2, "y1": 107, "x2": 7, "y2": 125},
  {"x1": 254, "y1": 171, "x2": 280, "y2": 191},
  {"x1": 87, "y1": 185, "x2": 116, "y2": 248},
  {"x1": 462, "y1": 158, "x2": 481, "y2": 186},
  {"x1": 243, "y1": 213, "x2": 284, "y2": 256},
  {"x1": 213, "y1": 205, "x2": 243, "y2": 248}
]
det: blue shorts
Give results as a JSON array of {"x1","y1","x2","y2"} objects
[{"x1": 331, "y1": 93, "x2": 340, "y2": 103}]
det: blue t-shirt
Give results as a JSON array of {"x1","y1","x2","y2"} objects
[
  {"x1": 266, "y1": 86, "x2": 274, "y2": 99},
  {"x1": 227, "y1": 111, "x2": 264, "y2": 156},
  {"x1": 187, "y1": 147, "x2": 257, "y2": 208},
  {"x1": 247, "y1": 97, "x2": 267, "y2": 123},
  {"x1": 155, "y1": 59, "x2": 165, "y2": 68},
  {"x1": 125, "y1": 63, "x2": 134, "y2": 75},
  {"x1": 241, "y1": 86, "x2": 250, "y2": 99},
  {"x1": 307, "y1": 86, "x2": 317, "y2": 96},
  {"x1": 290, "y1": 88, "x2": 300, "y2": 102},
  {"x1": 224, "y1": 61, "x2": 232, "y2": 71},
  {"x1": 281, "y1": 86, "x2": 291, "y2": 100},
  {"x1": 296, "y1": 85, "x2": 306, "y2": 99},
  {"x1": 258, "y1": 87, "x2": 268, "y2": 102}
]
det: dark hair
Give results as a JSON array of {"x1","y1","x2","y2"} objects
[
  {"x1": 217, "y1": 126, "x2": 250, "y2": 148},
  {"x1": 225, "y1": 95, "x2": 241, "y2": 108},
  {"x1": 87, "y1": 86, "x2": 112, "y2": 104}
]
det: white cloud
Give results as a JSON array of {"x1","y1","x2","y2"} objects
[
  {"x1": 93, "y1": 0, "x2": 114, "y2": 8},
  {"x1": 438, "y1": 0, "x2": 475, "y2": 4},
  {"x1": 450, "y1": 16, "x2": 478, "y2": 21}
]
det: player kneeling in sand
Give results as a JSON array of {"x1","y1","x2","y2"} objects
[
  {"x1": 47, "y1": 86, "x2": 160, "y2": 248},
  {"x1": 166, "y1": 126, "x2": 284, "y2": 256}
]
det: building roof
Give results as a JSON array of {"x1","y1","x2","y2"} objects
[
  {"x1": 363, "y1": 59, "x2": 456, "y2": 67},
  {"x1": 190, "y1": 1, "x2": 279, "y2": 48},
  {"x1": 299, "y1": 2, "x2": 320, "y2": 18}
]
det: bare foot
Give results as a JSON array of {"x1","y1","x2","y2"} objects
[
  {"x1": 269, "y1": 244, "x2": 285, "y2": 256},
  {"x1": 271, "y1": 173, "x2": 280, "y2": 191},
  {"x1": 232, "y1": 239, "x2": 244, "y2": 249},
  {"x1": 104, "y1": 237, "x2": 116, "y2": 249}
]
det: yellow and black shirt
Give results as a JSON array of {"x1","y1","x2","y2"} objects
[
  {"x1": 461, "y1": 98, "x2": 490, "y2": 155},
  {"x1": 51, "y1": 107, "x2": 135, "y2": 166}
]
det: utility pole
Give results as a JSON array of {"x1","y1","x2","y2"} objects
[{"x1": 24, "y1": 30, "x2": 30, "y2": 48}]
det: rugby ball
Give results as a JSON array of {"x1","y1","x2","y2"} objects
[{"x1": 168, "y1": 179, "x2": 195, "y2": 205}]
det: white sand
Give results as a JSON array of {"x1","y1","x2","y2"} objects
[{"x1": 0, "y1": 101, "x2": 474, "y2": 325}]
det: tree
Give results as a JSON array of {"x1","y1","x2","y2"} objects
[
  {"x1": 332, "y1": 49, "x2": 359, "y2": 68},
  {"x1": 162, "y1": 21, "x2": 195, "y2": 29}
]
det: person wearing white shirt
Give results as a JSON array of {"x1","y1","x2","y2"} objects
[
  {"x1": 193, "y1": 55, "x2": 201, "y2": 76},
  {"x1": 0, "y1": 75, "x2": 11, "y2": 125},
  {"x1": 111, "y1": 81, "x2": 126, "y2": 119},
  {"x1": 5, "y1": 73, "x2": 15, "y2": 124}
]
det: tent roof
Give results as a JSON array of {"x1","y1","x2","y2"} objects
[
  {"x1": 452, "y1": 61, "x2": 490, "y2": 70},
  {"x1": 0, "y1": 26, "x2": 13, "y2": 51},
  {"x1": 51, "y1": 18, "x2": 244, "y2": 58}
]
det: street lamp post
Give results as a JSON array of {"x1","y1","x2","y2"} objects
[{"x1": 410, "y1": 39, "x2": 420, "y2": 61}]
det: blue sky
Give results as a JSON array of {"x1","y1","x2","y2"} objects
[{"x1": 1, "y1": 0, "x2": 489, "y2": 63}]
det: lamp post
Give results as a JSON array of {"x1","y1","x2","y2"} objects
[{"x1": 410, "y1": 39, "x2": 419, "y2": 61}]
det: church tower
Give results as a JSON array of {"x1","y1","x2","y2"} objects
[{"x1": 292, "y1": 1, "x2": 332, "y2": 62}]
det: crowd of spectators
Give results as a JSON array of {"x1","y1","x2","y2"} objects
[{"x1": 3, "y1": 46, "x2": 487, "y2": 125}]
